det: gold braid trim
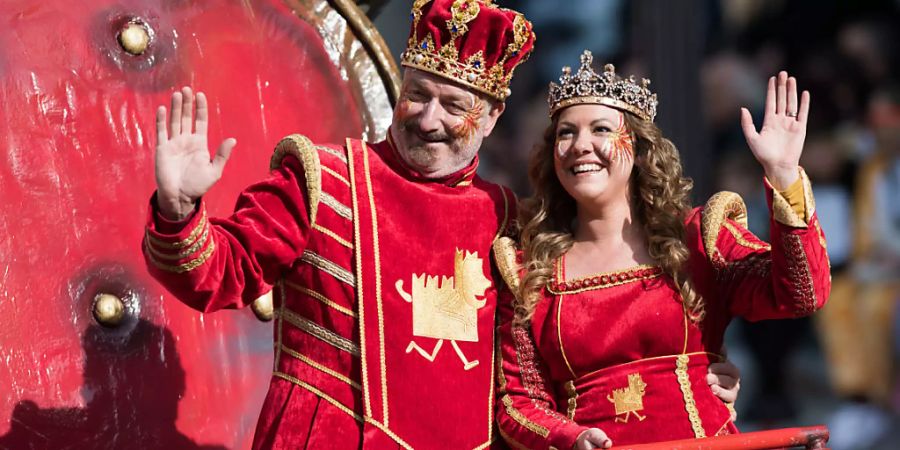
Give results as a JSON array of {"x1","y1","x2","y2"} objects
[
  {"x1": 771, "y1": 168, "x2": 816, "y2": 227},
  {"x1": 284, "y1": 280, "x2": 357, "y2": 318},
  {"x1": 722, "y1": 221, "x2": 771, "y2": 252},
  {"x1": 146, "y1": 239, "x2": 215, "y2": 273},
  {"x1": 279, "y1": 343, "x2": 361, "y2": 390},
  {"x1": 279, "y1": 308, "x2": 360, "y2": 356},
  {"x1": 322, "y1": 165, "x2": 350, "y2": 186},
  {"x1": 701, "y1": 191, "x2": 749, "y2": 265},
  {"x1": 271, "y1": 134, "x2": 322, "y2": 225},
  {"x1": 493, "y1": 236, "x2": 521, "y2": 294},
  {"x1": 675, "y1": 354, "x2": 706, "y2": 438},
  {"x1": 272, "y1": 371, "x2": 363, "y2": 422},
  {"x1": 501, "y1": 395, "x2": 550, "y2": 438},
  {"x1": 145, "y1": 210, "x2": 208, "y2": 250},
  {"x1": 564, "y1": 380, "x2": 578, "y2": 420},
  {"x1": 300, "y1": 250, "x2": 356, "y2": 287},
  {"x1": 321, "y1": 191, "x2": 353, "y2": 220},
  {"x1": 145, "y1": 224, "x2": 210, "y2": 260}
]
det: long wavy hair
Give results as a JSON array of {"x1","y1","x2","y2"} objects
[{"x1": 514, "y1": 111, "x2": 704, "y2": 325}]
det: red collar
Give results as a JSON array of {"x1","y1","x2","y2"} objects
[{"x1": 376, "y1": 131, "x2": 479, "y2": 188}]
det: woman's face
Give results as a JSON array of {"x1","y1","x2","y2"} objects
[{"x1": 553, "y1": 104, "x2": 635, "y2": 208}]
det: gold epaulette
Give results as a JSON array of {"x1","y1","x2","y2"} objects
[
  {"x1": 492, "y1": 236, "x2": 522, "y2": 295},
  {"x1": 701, "y1": 191, "x2": 753, "y2": 264},
  {"x1": 271, "y1": 134, "x2": 322, "y2": 225}
]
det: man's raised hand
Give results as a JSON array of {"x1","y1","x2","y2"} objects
[{"x1": 155, "y1": 87, "x2": 236, "y2": 221}]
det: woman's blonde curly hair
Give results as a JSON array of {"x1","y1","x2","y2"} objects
[{"x1": 514, "y1": 111, "x2": 704, "y2": 326}]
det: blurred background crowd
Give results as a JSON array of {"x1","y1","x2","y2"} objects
[{"x1": 372, "y1": 0, "x2": 900, "y2": 448}]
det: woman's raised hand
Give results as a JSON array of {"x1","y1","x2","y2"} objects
[
  {"x1": 154, "y1": 87, "x2": 237, "y2": 220},
  {"x1": 740, "y1": 71, "x2": 810, "y2": 189}
]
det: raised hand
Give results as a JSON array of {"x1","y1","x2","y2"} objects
[
  {"x1": 155, "y1": 87, "x2": 236, "y2": 220},
  {"x1": 740, "y1": 71, "x2": 810, "y2": 189}
]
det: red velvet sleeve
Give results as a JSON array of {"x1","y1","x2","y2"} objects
[
  {"x1": 142, "y1": 156, "x2": 311, "y2": 313},
  {"x1": 496, "y1": 287, "x2": 589, "y2": 450},
  {"x1": 693, "y1": 172, "x2": 831, "y2": 322}
]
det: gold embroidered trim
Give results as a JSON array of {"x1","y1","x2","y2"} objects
[
  {"x1": 361, "y1": 139, "x2": 390, "y2": 426},
  {"x1": 300, "y1": 250, "x2": 356, "y2": 287},
  {"x1": 284, "y1": 280, "x2": 357, "y2": 318},
  {"x1": 783, "y1": 233, "x2": 817, "y2": 315},
  {"x1": 145, "y1": 210, "x2": 208, "y2": 250},
  {"x1": 146, "y1": 239, "x2": 215, "y2": 273},
  {"x1": 722, "y1": 221, "x2": 771, "y2": 252},
  {"x1": 279, "y1": 308, "x2": 360, "y2": 356},
  {"x1": 512, "y1": 326, "x2": 572, "y2": 423},
  {"x1": 565, "y1": 380, "x2": 578, "y2": 420},
  {"x1": 578, "y1": 351, "x2": 722, "y2": 380},
  {"x1": 493, "y1": 236, "x2": 521, "y2": 294},
  {"x1": 322, "y1": 165, "x2": 351, "y2": 186},
  {"x1": 771, "y1": 168, "x2": 815, "y2": 227},
  {"x1": 472, "y1": 435, "x2": 499, "y2": 450},
  {"x1": 675, "y1": 354, "x2": 706, "y2": 438},
  {"x1": 317, "y1": 144, "x2": 348, "y2": 164},
  {"x1": 321, "y1": 191, "x2": 353, "y2": 220},
  {"x1": 144, "y1": 224, "x2": 210, "y2": 260},
  {"x1": 501, "y1": 395, "x2": 550, "y2": 438},
  {"x1": 272, "y1": 371, "x2": 363, "y2": 422},
  {"x1": 556, "y1": 297, "x2": 577, "y2": 379},
  {"x1": 349, "y1": 139, "x2": 373, "y2": 419},
  {"x1": 312, "y1": 223, "x2": 353, "y2": 249},
  {"x1": 549, "y1": 258, "x2": 662, "y2": 295},
  {"x1": 279, "y1": 343, "x2": 362, "y2": 390},
  {"x1": 701, "y1": 191, "x2": 749, "y2": 264},
  {"x1": 363, "y1": 418, "x2": 414, "y2": 450},
  {"x1": 272, "y1": 134, "x2": 321, "y2": 225}
]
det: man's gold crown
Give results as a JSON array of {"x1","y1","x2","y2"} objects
[{"x1": 547, "y1": 50, "x2": 658, "y2": 121}]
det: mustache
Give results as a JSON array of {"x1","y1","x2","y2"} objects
[{"x1": 399, "y1": 119, "x2": 450, "y2": 142}]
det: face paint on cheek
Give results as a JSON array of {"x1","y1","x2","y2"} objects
[
  {"x1": 600, "y1": 113, "x2": 634, "y2": 173},
  {"x1": 555, "y1": 141, "x2": 567, "y2": 161},
  {"x1": 450, "y1": 98, "x2": 485, "y2": 145}
]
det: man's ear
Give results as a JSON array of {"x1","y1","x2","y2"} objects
[{"x1": 481, "y1": 100, "x2": 506, "y2": 138}]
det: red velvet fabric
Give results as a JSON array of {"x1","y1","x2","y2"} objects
[
  {"x1": 143, "y1": 138, "x2": 515, "y2": 449},
  {"x1": 496, "y1": 185, "x2": 831, "y2": 450}
]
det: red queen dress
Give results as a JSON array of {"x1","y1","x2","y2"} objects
[{"x1": 494, "y1": 172, "x2": 831, "y2": 449}]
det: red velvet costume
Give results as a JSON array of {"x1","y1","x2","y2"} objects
[
  {"x1": 143, "y1": 1, "x2": 536, "y2": 448},
  {"x1": 495, "y1": 173, "x2": 831, "y2": 450}
]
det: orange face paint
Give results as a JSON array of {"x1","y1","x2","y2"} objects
[
  {"x1": 601, "y1": 113, "x2": 634, "y2": 172},
  {"x1": 451, "y1": 98, "x2": 484, "y2": 144}
]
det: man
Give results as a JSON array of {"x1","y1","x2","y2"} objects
[{"x1": 144, "y1": 1, "x2": 738, "y2": 448}]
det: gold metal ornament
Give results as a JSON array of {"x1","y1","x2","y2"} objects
[
  {"x1": 92, "y1": 293, "x2": 126, "y2": 327},
  {"x1": 251, "y1": 291, "x2": 275, "y2": 322},
  {"x1": 117, "y1": 20, "x2": 152, "y2": 56}
]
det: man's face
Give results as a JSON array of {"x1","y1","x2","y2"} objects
[{"x1": 389, "y1": 69, "x2": 504, "y2": 178}]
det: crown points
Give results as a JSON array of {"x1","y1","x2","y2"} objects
[
  {"x1": 579, "y1": 50, "x2": 593, "y2": 67},
  {"x1": 548, "y1": 50, "x2": 658, "y2": 121}
]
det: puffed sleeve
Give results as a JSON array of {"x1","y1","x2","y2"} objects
[
  {"x1": 142, "y1": 135, "x2": 317, "y2": 313},
  {"x1": 693, "y1": 168, "x2": 831, "y2": 321}
]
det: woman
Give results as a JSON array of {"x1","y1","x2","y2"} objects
[{"x1": 494, "y1": 51, "x2": 830, "y2": 449}]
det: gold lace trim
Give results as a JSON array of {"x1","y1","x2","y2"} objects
[
  {"x1": 284, "y1": 280, "x2": 357, "y2": 318},
  {"x1": 300, "y1": 250, "x2": 356, "y2": 286},
  {"x1": 279, "y1": 308, "x2": 360, "y2": 356},
  {"x1": 501, "y1": 395, "x2": 550, "y2": 438},
  {"x1": 565, "y1": 380, "x2": 578, "y2": 420},
  {"x1": 675, "y1": 354, "x2": 706, "y2": 438},
  {"x1": 146, "y1": 239, "x2": 215, "y2": 273},
  {"x1": 279, "y1": 343, "x2": 361, "y2": 390}
]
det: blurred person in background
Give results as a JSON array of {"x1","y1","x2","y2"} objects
[{"x1": 818, "y1": 86, "x2": 900, "y2": 450}]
